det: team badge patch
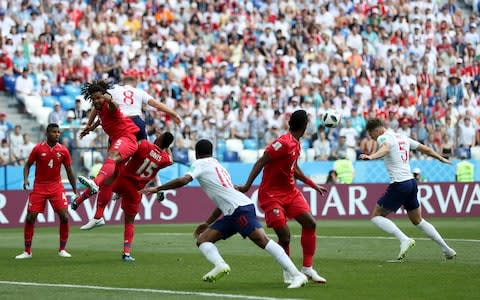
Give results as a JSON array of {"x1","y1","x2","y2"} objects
[
  {"x1": 56, "y1": 152, "x2": 62, "y2": 158},
  {"x1": 272, "y1": 141, "x2": 282, "y2": 151},
  {"x1": 272, "y1": 208, "x2": 280, "y2": 216}
]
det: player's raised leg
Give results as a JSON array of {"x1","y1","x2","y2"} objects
[
  {"x1": 80, "y1": 183, "x2": 113, "y2": 230},
  {"x1": 408, "y1": 208, "x2": 456, "y2": 259}
]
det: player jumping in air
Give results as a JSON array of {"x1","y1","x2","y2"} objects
[
  {"x1": 360, "y1": 118, "x2": 456, "y2": 261},
  {"x1": 72, "y1": 77, "x2": 181, "y2": 230},
  {"x1": 16, "y1": 123, "x2": 77, "y2": 259},
  {"x1": 73, "y1": 80, "x2": 140, "y2": 229},
  {"x1": 237, "y1": 109, "x2": 328, "y2": 285},
  {"x1": 141, "y1": 140, "x2": 309, "y2": 288}
]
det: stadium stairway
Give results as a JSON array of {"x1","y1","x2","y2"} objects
[{"x1": 0, "y1": 92, "x2": 43, "y2": 142}]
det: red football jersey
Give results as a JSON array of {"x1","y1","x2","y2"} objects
[
  {"x1": 260, "y1": 132, "x2": 300, "y2": 194},
  {"x1": 119, "y1": 140, "x2": 173, "y2": 189},
  {"x1": 28, "y1": 142, "x2": 72, "y2": 187},
  {"x1": 97, "y1": 102, "x2": 139, "y2": 139}
]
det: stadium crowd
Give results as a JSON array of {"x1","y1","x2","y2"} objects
[{"x1": 1, "y1": 0, "x2": 480, "y2": 167}]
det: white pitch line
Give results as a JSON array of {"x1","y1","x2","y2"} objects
[
  {"x1": 0, "y1": 281, "x2": 303, "y2": 300},
  {"x1": 141, "y1": 233, "x2": 480, "y2": 243}
]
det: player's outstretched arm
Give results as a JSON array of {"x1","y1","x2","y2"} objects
[
  {"x1": 147, "y1": 99, "x2": 182, "y2": 125},
  {"x1": 415, "y1": 144, "x2": 451, "y2": 164},
  {"x1": 80, "y1": 110, "x2": 98, "y2": 138},
  {"x1": 140, "y1": 174, "x2": 194, "y2": 194},
  {"x1": 236, "y1": 152, "x2": 271, "y2": 193},
  {"x1": 64, "y1": 164, "x2": 78, "y2": 195},
  {"x1": 23, "y1": 160, "x2": 33, "y2": 190},
  {"x1": 359, "y1": 143, "x2": 390, "y2": 161},
  {"x1": 294, "y1": 164, "x2": 327, "y2": 195}
]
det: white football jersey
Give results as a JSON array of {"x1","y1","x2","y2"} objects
[
  {"x1": 186, "y1": 157, "x2": 252, "y2": 215},
  {"x1": 108, "y1": 84, "x2": 152, "y2": 117},
  {"x1": 377, "y1": 130, "x2": 420, "y2": 183}
]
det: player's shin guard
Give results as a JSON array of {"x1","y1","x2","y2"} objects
[
  {"x1": 198, "y1": 242, "x2": 226, "y2": 266},
  {"x1": 24, "y1": 223, "x2": 34, "y2": 254},
  {"x1": 301, "y1": 227, "x2": 316, "y2": 268},
  {"x1": 123, "y1": 223, "x2": 135, "y2": 255},
  {"x1": 59, "y1": 222, "x2": 69, "y2": 251},
  {"x1": 93, "y1": 159, "x2": 116, "y2": 187},
  {"x1": 94, "y1": 184, "x2": 113, "y2": 219}
]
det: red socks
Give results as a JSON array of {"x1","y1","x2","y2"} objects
[
  {"x1": 301, "y1": 227, "x2": 316, "y2": 268},
  {"x1": 24, "y1": 223, "x2": 34, "y2": 254},
  {"x1": 123, "y1": 223, "x2": 135, "y2": 254},
  {"x1": 94, "y1": 159, "x2": 116, "y2": 187},
  {"x1": 75, "y1": 188, "x2": 91, "y2": 205},
  {"x1": 59, "y1": 222, "x2": 69, "y2": 251},
  {"x1": 94, "y1": 184, "x2": 113, "y2": 219}
]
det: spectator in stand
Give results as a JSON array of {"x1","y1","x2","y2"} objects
[
  {"x1": 338, "y1": 119, "x2": 358, "y2": 149},
  {"x1": 313, "y1": 131, "x2": 331, "y2": 161},
  {"x1": 9, "y1": 125, "x2": 23, "y2": 164},
  {"x1": 325, "y1": 170, "x2": 339, "y2": 184},
  {"x1": 0, "y1": 50, "x2": 13, "y2": 89},
  {"x1": 94, "y1": 43, "x2": 118, "y2": 81},
  {"x1": 457, "y1": 115, "x2": 477, "y2": 158},
  {"x1": 0, "y1": 139, "x2": 11, "y2": 165},
  {"x1": 15, "y1": 68, "x2": 35, "y2": 109},
  {"x1": 231, "y1": 109, "x2": 249, "y2": 140},
  {"x1": 48, "y1": 102, "x2": 66, "y2": 124},
  {"x1": 0, "y1": 113, "x2": 13, "y2": 141},
  {"x1": 17, "y1": 133, "x2": 35, "y2": 164},
  {"x1": 330, "y1": 135, "x2": 348, "y2": 161}
]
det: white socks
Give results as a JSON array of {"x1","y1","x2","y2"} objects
[
  {"x1": 416, "y1": 219, "x2": 451, "y2": 252},
  {"x1": 198, "y1": 242, "x2": 226, "y2": 266},
  {"x1": 371, "y1": 216, "x2": 409, "y2": 242},
  {"x1": 265, "y1": 240, "x2": 299, "y2": 275}
]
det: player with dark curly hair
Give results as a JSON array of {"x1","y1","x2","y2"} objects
[{"x1": 74, "y1": 80, "x2": 140, "y2": 228}]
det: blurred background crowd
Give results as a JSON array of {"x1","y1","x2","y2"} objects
[{"x1": 1, "y1": 0, "x2": 480, "y2": 170}]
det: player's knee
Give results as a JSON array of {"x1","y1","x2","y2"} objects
[
  {"x1": 302, "y1": 220, "x2": 316, "y2": 230},
  {"x1": 25, "y1": 213, "x2": 37, "y2": 224},
  {"x1": 59, "y1": 215, "x2": 69, "y2": 224}
]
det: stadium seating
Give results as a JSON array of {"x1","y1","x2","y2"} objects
[
  {"x1": 172, "y1": 148, "x2": 189, "y2": 165},
  {"x1": 215, "y1": 140, "x2": 227, "y2": 159},
  {"x1": 226, "y1": 139, "x2": 244, "y2": 153},
  {"x1": 243, "y1": 139, "x2": 258, "y2": 150},
  {"x1": 51, "y1": 86, "x2": 65, "y2": 97},
  {"x1": 471, "y1": 146, "x2": 480, "y2": 160},
  {"x1": 306, "y1": 148, "x2": 315, "y2": 162},
  {"x1": 59, "y1": 95, "x2": 76, "y2": 110},
  {"x1": 3, "y1": 75, "x2": 17, "y2": 95},
  {"x1": 64, "y1": 84, "x2": 81, "y2": 98},
  {"x1": 223, "y1": 150, "x2": 239, "y2": 162},
  {"x1": 239, "y1": 149, "x2": 258, "y2": 163},
  {"x1": 42, "y1": 96, "x2": 57, "y2": 108}
]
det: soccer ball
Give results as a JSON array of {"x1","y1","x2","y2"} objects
[{"x1": 322, "y1": 110, "x2": 341, "y2": 128}]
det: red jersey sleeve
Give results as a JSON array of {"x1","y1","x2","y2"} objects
[
  {"x1": 62, "y1": 147, "x2": 72, "y2": 167},
  {"x1": 27, "y1": 145, "x2": 39, "y2": 164},
  {"x1": 265, "y1": 139, "x2": 288, "y2": 161}
]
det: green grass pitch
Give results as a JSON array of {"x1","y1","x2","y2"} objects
[{"x1": 0, "y1": 218, "x2": 479, "y2": 300}]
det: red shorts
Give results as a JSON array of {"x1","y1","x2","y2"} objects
[
  {"x1": 110, "y1": 134, "x2": 138, "y2": 160},
  {"x1": 258, "y1": 188, "x2": 310, "y2": 228},
  {"x1": 112, "y1": 176, "x2": 141, "y2": 216},
  {"x1": 28, "y1": 184, "x2": 67, "y2": 213}
]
